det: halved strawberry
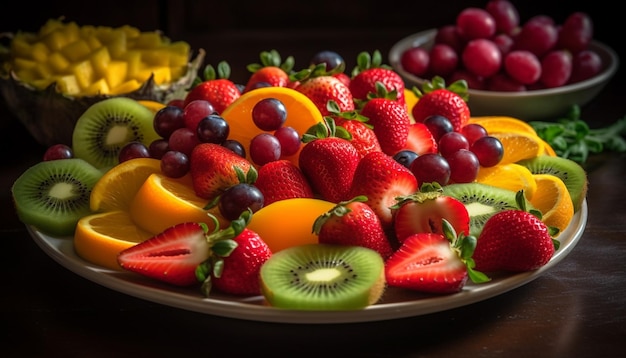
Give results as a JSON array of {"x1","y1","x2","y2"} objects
[
  {"x1": 385, "y1": 221, "x2": 489, "y2": 294},
  {"x1": 348, "y1": 151, "x2": 418, "y2": 227},
  {"x1": 404, "y1": 122, "x2": 438, "y2": 156},
  {"x1": 393, "y1": 183, "x2": 470, "y2": 243}
]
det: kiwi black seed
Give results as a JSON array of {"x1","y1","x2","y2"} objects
[
  {"x1": 517, "y1": 156, "x2": 588, "y2": 212},
  {"x1": 11, "y1": 158, "x2": 103, "y2": 237},
  {"x1": 259, "y1": 244, "x2": 386, "y2": 310},
  {"x1": 443, "y1": 182, "x2": 532, "y2": 237},
  {"x1": 72, "y1": 97, "x2": 160, "y2": 170}
]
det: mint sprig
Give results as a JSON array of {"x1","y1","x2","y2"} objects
[{"x1": 528, "y1": 105, "x2": 626, "y2": 164}]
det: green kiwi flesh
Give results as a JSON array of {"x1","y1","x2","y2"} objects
[
  {"x1": 260, "y1": 244, "x2": 386, "y2": 310},
  {"x1": 11, "y1": 158, "x2": 103, "y2": 237},
  {"x1": 443, "y1": 182, "x2": 532, "y2": 237},
  {"x1": 517, "y1": 156, "x2": 588, "y2": 212},
  {"x1": 72, "y1": 97, "x2": 159, "y2": 170}
]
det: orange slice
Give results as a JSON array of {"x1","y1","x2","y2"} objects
[
  {"x1": 74, "y1": 210, "x2": 153, "y2": 270},
  {"x1": 137, "y1": 99, "x2": 166, "y2": 114},
  {"x1": 529, "y1": 174, "x2": 575, "y2": 235},
  {"x1": 404, "y1": 88, "x2": 418, "y2": 123},
  {"x1": 220, "y1": 86, "x2": 324, "y2": 167},
  {"x1": 89, "y1": 157, "x2": 162, "y2": 212},
  {"x1": 129, "y1": 172, "x2": 227, "y2": 235},
  {"x1": 247, "y1": 197, "x2": 335, "y2": 252},
  {"x1": 475, "y1": 163, "x2": 538, "y2": 200},
  {"x1": 490, "y1": 132, "x2": 544, "y2": 164},
  {"x1": 468, "y1": 116, "x2": 538, "y2": 136}
]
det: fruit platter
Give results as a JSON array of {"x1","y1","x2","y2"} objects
[{"x1": 7, "y1": 1, "x2": 602, "y2": 324}]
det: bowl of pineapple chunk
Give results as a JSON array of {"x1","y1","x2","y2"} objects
[{"x1": 0, "y1": 18, "x2": 204, "y2": 146}]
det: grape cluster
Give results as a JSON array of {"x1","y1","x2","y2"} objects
[
  {"x1": 248, "y1": 98, "x2": 301, "y2": 166},
  {"x1": 400, "y1": 0, "x2": 600, "y2": 91},
  {"x1": 119, "y1": 99, "x2": 239, "y2": 178},
  {"x1": 394, "y1": 115, "x2": 503, "y2": 186}
]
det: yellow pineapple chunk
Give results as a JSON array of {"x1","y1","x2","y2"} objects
[
  {"x1": 119, "y1": 25, "x2": 140, "y2": 39},
  {"x1": 54, "y1": 74, "x2": 81, "y2": 95},
  {"x1": 30, "y1": 42, "x2": 50, "y2": 63},
  {"x1": 61, "y1": 39, "x2": 92, "y2": 62},
  {"x1": 86, "y1": 36, "x2": 103, "y2": 50},
  {"x1": 83, "y1": 78, "x2": 110, "y2": 96},
  {"x1": 135, "y1": 66, "x2": 171, "y2": 84},
  {"x1": 122, "y1": 50, "x2": 142, "y2": 78},
  {"x1": 109, "y1": 79, "x2": 141, "y2": 95},
  {"x1": 103, "y1": 60, "x2": 128, "y2": 88},
  {"x1": 134, "y1": 32, "x2": 163, "y2": 49},
  {"x1": 102, "y1": 29, "x2": 127, "y2": 58},
  {"x1": 10, "y1": 33, "x2": 34, "y2": 59},
  {"x1": 34, "y1": 62, "x2": 53, "y2": 79},
  {"x1": 47, "y1": 52, "x2": 71, "y2": 73},
  {"x1": 38, "y1": 19, "x2": 65, "y2": 37},
  {"x1": 15, "y1": 68, "x2": 38, "y2": 82},
  {"x1": 89, "y1": 46, "x2": 111, "y2": 78},
  {"x1": 13, "y1": 58, "x2": 37, "y2": 72},
  {"x1": 62, "y1": 21, "x2": 80, "y2": 44},
  {"x1": 70, "y1": 60, "x2": 95, "y2": 89},
  {"x1": 142, "y1": 49, "x2": 170, "y2": 67}
]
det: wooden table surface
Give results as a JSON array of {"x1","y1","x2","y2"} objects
[{"x1": 1, "y1": 19, "x2": 625, "y2": 358}]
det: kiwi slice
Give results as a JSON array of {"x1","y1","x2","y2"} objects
[
  {"x1": 443, "y1": 182, "x2": 528, "y2": 237},
  {"x1": 72, "y1": 97, "x2": 159, "y2": 169},
  {"x1": 260, "y1": 244, "x2": 386, "y2": 310},
  {"x1": 11, "y1": 158, "x2": 103, "y2": 237},
  {"x1": 517, "y1": 156, "x2": 588, "y2": 212}
]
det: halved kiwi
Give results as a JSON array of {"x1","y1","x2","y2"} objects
[
  {"x1": 72, "y1": 97, "x2": 160, "y2": 170},
  {"x1": 11, "y1": 158, "x2": 103, "y2": 237},
  {"x1": 260, "y1": 244, "x2": 386, "y2": 310},
  {"x1": 443, "y1": 182, "x2": 529, "y2": 237},
  {"x1": 517, "y1": 156, "x2": 588, "y2": 212}
]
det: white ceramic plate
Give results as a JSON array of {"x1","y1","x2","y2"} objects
[{"x1": 29, "y1": 201, "x2": 587, "y2": 324}]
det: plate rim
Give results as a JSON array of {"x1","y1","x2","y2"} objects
[{"x1": 29, "y1": 201, "x2": 588, "y2": 324}]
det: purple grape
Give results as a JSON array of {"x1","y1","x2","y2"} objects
[
  {"x1": 218, "y1": 183, "x2": 264, "y2": 221},
  {"x1": 160, "y1": 150, "x2": 190, "y2": 178}
]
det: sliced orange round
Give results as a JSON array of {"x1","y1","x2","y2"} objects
[
  {"x1": 247, "y1": 197, "x2": 336, "y2": 253},
  {"x1": 529, "y1": 173, "x2": 575, "y2": 235},
  {"x1": 129, "y1": 172, "x2": 227, "y2": 235},
  {"x1": 74, "y1": 210, "x2": 153, "y2": 270},
  {"x1": 90, "y1": 157, "x2": 162, "y2": 212},
  {"x1": 490, "y1": 132, "x2": 544, "y2": 164},
  {"x1": 220, "y1": 86, "x2": 324, "y2": 167},
  {"x1": 475, "y1": 163, "x2": 538, "y2": 200},
  {"x1": 468, "y1": 116, "x2": 537, "y2": 136}
]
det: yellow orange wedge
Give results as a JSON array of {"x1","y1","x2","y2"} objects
[
  {"x1": 129, "y1": 172, "x2": 227, "y2": 235},
  {"x1": 137, "y1": 99, "x2": 166, "y2": 114},
  {"x1": 89, "y1": 157, "x2": 162, "y2": 212},
  {"x1": 404, "y1": 88, "x2": 419, "y2": 123},
  {"x1": 74, "y1": 210, "x2": 153, "y2": 270},
  {"x1": 468, "y1": 116, "x2": 538, "y2": 136},
  {"x1": 475, "y1": 163, "x2": 538, "y2": 200},
  {"x1": 247, "y1": 197, "x2": 336, "y2": 252},
  {"x1": 529, "y1": 174, "x2": 575, "y2": 235},
  {"x1": 490, "y1": 132, "x2": 544, "y2": 164},
  {"x1": 220, "y1": 86, "x2": 324, "y2": 167}
]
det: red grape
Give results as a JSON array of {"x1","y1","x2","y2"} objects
[
  {"x1": 447, "y1": 149, "x2": 479, "y2": 183},
  {"x1": 569, "y1": 49, "x2": 603, "y2": 83},
  {"x1": 119, "y1": 141, "x2": 150, "y2": 163},
  {"x1": 470, "y1": 135, "x2": 504, "y2": 167},
  {"x1": 485, "y1": 0, "x2": 519, "y2": 35},
  {"x1": 460, "y1": 123, "x2": 487, "y2": 145},
  {"x1": 462, "y1": 38, "x2": 502, "y2": 78},
  {"x1": 249, "y1": 133, "x2": 281, "y2": 165},
  {"x1": 429, "y1": 44, "x2": 458, "y2": 77},
  {"x1": 153, "y1": 105, "x2": 185, "y2": 139},
  {"x1": 540, "y1": 50, "x2": 573, "y2": 88},
  {"x1": 400, "y1": 47, "x2": 430, "y2": 77},
  {"x1": 183, "y1": 99, "x2": 216, "y2": 131},
  {"x1": 438, "y1": 132, "x2": 469, "y2": 158},
  {"x1": 487, "y1": 73, "x2": 526, "y2": 92},
  {"x1": 196, "y1": 114, "x2": 230, "y2": 144},
  {"x1": 456, "y1": 7, "x2": 496, "y2": 40},
  {"x1": 148, "y1": 138, "x2": 170, "y2": 159},
  {"x1": 252, "y1": 98, "x2": 287, "y2": 131},
  {"x1": 160, "y1": 150, "x2": 190, "y2": 178},
  {"x1": 218, "y1": 183, "x2": 264, "y2": 221},
  {"x1": 423, "y1": 115, "x2": 454, "y2": 142},
  {"x1": 410, "y1": 153, "x2": 451, "y2": 186},
  {"x1": 43, "y1": 144, "x2": 73, "y2": 161},
  {"x1": 435, "y1": 25, "x2": 465, "y2": 53},
  {"x1": 514, "y1": 20, "x2": 558, "y2": 58},
  {"x1": 168, "y1": 127, "x2": 201, "y2": 157},
  {"x1": 558, "y1": 12, "x2": 593, "y2": 53},
  {"x1": 504, "y1": 50, "x2": 541, "y2": 85},
  {"x1": 274, "y1": 126, "x2": 301, "y2": 157}
]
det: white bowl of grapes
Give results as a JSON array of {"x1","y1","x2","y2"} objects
[{"x1": 389, "y1": 2, "x2": 619, "y2": 121}]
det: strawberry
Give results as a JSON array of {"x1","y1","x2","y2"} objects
[
  {"x1": 299, "y1": 117, "x2": 360, "y2": 203},
  {"x1": 190, "y1": 143, "x2": 253, "y2": 200},
  {"x1": 359, "y1": 95, "x2": 411, "y2": 156},
  {"x1": 385, "y1": 220, "x2": 489, "y2": 294},
  {"x1": 326, "y1": 100, "x2": 382, "y2": 158},
  {"x1": 291, "y1": 64, "x2": 355, "y2": 116},
  {"x1": 350, "y1": 50, "x2": 406, "y2": 107},
  {"x1": 243, "y1": 50, "x2": 294, "y2": 92},
  {"x1": 334, "y1": 72, "x2": 351, "y2": 88},
  {"x1": 313, "y1": 196, "x2": 395, "y2": 259},
  {"x1": 392, "y1": 182, "x2": 470, "y2": 243},
  {"x1": 117, "y1": 212, "x2": 255, "y2": 291},
  {"x1": 184, "y1": 61, "x2": 241, "y2": 114},
  {"x1": 254, "y1": 159, "x2": 314, "y2": 205},
  {"x1": 211, "y1": 227, "x2": 272, "y2": 295},
  {"x1": 410, "y1": 77, "x2": 471, "y2": 132},
  {"x1": 404, "y1": 122, "x2": 438, "y2": 155},
  {"x1": 473, "y1": 191, "x2": 558, "y2": 272},
  {"x1": 348, "y1": 151, "x2": 418, "y2": 228}
]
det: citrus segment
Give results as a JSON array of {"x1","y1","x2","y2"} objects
[
  {"x1": 220, "y1": 86, "x2": 324, "y2": 167},
  {"x1": 475, "y1": 163, "x2": 538, "y2": 200},
  {"x1": 74, "y1": 210, "x2": 153, "y2": 270},
  {"x1": 90, "y1": 157, "x2": 162, "y2": 212},
  {"x1": 404, "y1": 88, "x2": 419, "y2": 123},
  {"x1": 468, "y1": 116, "x2": 538, "y2": 136},
  {"x1": 137, "y1": 99, "x2": 166, "y2": 114},
  {"x1": 129, "y1": 172, "x2": 227, "y2": 235},
  {"x1": 529, "y1": 174, "x2": 575, "y2": 235},
  {"x1": 490, "y1": 132, "x2": 544, "y2": 164},
  {"x1": 540, "y1": 139, "x2": 557, "y2": 156},
  {"x1": 247, "y1": 198, "x2": 336, "y2": 252}
]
